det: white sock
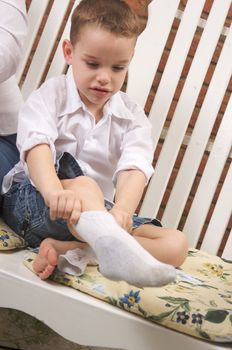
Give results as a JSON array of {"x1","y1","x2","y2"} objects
[
  {"x1": 73, "y1": 211, "x2": 176, "y2": 287},
  {"x1": 58, "y1": 247, "x2": 98, "y2": 276}
]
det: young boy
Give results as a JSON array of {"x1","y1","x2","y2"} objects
[{"x1": 2, "y1": 0, "x2": 188, "y2": 287}]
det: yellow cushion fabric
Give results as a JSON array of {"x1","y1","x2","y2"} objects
[
  {"x1": 24, "y1": 249, "x2": 232, "y2": 343},
  {"x1": 0, "y1": 219, "x2": 27, "y2": 250}
]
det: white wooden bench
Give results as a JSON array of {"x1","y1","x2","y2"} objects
[{"x1": 0, "y1": 1, "x2": 231, "y2": 349}]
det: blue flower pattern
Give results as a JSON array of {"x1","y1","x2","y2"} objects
[{"x1": 120, "y1": 290, "x2": 141, "y2": 308}]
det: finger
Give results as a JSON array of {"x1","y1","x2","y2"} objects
[
  {"x1": 57, "y1": 196, "x2": 67, "y2": 218},
  {"x1": 62, "y1": 197, "x2": 75, "y2": 220},
  {"x1": 126, "y1": 220, "x2": 133, "y2": 234},
  {"x1": 69, "y1": 209, "x2": 81, "y2": 225},
  {"x1": 49, "y1": 197, "x2": 58, "y2": 221},
  {"x1": 124, "y1": 216, "x2": 133, "y2": 232},
  {"x1": 69, "y1": 199, "x2": 82, "y2": 224}
]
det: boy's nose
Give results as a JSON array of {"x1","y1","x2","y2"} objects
[{"x1": 96, "y1": 71, "x2": 110, "y2": 85}]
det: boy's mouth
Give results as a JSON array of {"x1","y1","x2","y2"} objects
[{"x1": 90, "y1": 87, "x2": 110, "y2": 96}]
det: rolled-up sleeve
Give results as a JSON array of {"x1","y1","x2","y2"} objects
[
  {"x1": 0, "y1": 0, "x2": 27, "y2": 82},
  {"x1": 17, "y1": 89, "x2": 58, "y2": 165},
  {"x1": 112, "y1": 107, "x2": 154, "y2": 185}
]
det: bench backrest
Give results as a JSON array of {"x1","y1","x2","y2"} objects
[{"x1": 17, "y1": 0, "x2": 232, "y2": 259}]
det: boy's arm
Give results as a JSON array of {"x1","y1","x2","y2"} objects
[
  {"x1": 111, "y1": 169, "x2": 146, "y2": 231},
  {"x1": 26, "y1": 143, "x2": 62, "y2": 202},
  {"x1": 26, "y1": 144, "x2": 81, "y2": 223}
]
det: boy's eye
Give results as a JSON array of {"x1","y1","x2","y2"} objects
[
  {"x1": 86, "y1": 62, "x2": 99, "y2": 69},
  {"x1": 112, "y1": 66, "x2": 125, "y2": 72}
]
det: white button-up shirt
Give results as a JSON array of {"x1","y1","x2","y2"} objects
[
  {"x1": 0, "y1": 0, "x2": 27, "y2": 135},
  {"x1": 2, "y1": 69, "x2": 154, "y2": 201}
]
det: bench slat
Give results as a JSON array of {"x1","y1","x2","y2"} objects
[
  {"x1": 21, "y1": 1, "x2": 71, "y2": 100},
  {"x1": 222, "y1": 229, "x2": 232, "y2": 260},
  {"x1": 148, "y1": 0, "x2": 205, "y2": 152},
  {"x1": 46, "y1": 0, "x2": 82, "y2": 81},
  {"x1": 16, "y1": 0, "x2": 50, "y2": 82},
  {"x1": 184, "y1": 93, "x2": 232, "y2": 249},
  {"x1": 201, "y1": 162, "x2": 232, "y2": 256},
  {"x1": 139, "y1": 0, "x2": 231, "y2": 235},
  {"x1": 127, "y1": 0, "x2": 180, "y2": 108},
  {"x1": 163, "y1": 16, "x2": 232, "y2": 232}
]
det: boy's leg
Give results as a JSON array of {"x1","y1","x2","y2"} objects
[
  {"x1": 132, "y1": 224, "x2": 188, "y2": 267},
  {"x1": 61, "y1": 177, "x2": 176, "y2": 287}
]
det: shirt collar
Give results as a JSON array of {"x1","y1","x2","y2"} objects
[
  {"x1": 60, "y1": 67, "x2": 135, "y2": 121},
  {"x1": 105, "y1": 92, "x2": 135, "y2": 120},
  {"x1": 59, "y1": 67, "x2": 83, "y2": 116}
]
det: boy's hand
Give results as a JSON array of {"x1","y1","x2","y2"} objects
[
  {"x1": 110, "y1": 207, "x2": 133, "y2": 233},
  {"x1": 45, "y1": 189, "x2": 82, "y2": 225}
]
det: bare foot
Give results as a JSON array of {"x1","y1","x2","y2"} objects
[
  {"x1": 33, "y1": 239, "x2": 58, "y2": 279},
  {"x1": 33, "y1": 238, "x2": 87, "y2": 280}
]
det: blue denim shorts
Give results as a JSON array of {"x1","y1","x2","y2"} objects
[{"x1": 2, "y1": 152, "x2": 161, "y2": 248}]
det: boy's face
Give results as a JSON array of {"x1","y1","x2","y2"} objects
[{"x1": 63, "y1": 25, "x2": 136, "y2": 116}]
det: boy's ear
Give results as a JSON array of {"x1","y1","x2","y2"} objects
[{"x1": 62, "y1": 39, "x2": 73, "y2": 64}]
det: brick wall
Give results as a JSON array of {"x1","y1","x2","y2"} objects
[{"x1": 128, "y1": 0, "x2": 231, "y2": 252}]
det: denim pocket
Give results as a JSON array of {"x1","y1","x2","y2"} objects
[
  {"x1": 3, "y1": 182, "x2": 25, "y2": 234},
  {"x1": 3, "y1": 180, "x2": 44, "y2": 242}
]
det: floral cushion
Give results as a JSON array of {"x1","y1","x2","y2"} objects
[
  {"x1": 24, "y1": 249, "x2": 232, "y2": 344},
  {"x1": 0, "y1": 218, "x2": 27, "y2": 250}
]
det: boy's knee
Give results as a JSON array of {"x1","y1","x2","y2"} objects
[
  {"x1": 68, "y1": 175, "x2": 104, "y2": 199},
  {"x1": 73, "y1": 175, "x2": 101, "y2": 191},
  {"x1": 171, "y1": 230, "x2": 188, "y2": 267}
]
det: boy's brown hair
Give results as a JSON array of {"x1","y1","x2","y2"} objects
[{"x1": 70, "y1": 0, "x2": 140, "y2": 44}]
